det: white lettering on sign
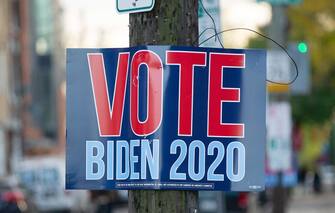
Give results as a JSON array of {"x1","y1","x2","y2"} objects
[
  {"x1": 86, "y1": 139, "x2": 246, "y2": 182},
  {"x1": 86, "y1": 139, "x2": 159, "y2": 180}
]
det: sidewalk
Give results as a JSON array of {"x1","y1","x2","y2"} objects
[{"x1": 288, "y1": 190, "x2": 335, "y2": 213}]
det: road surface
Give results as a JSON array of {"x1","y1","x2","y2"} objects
[{"x1": 288, "y1": 191, "x2": 335, "y2": 213}]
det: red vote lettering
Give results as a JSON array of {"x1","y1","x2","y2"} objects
[
  {"x1": 166, "y1": 51, "x2": 206, "y2": 136},
  {"x1": 88, "y1": 50, "x2": 245, "y2": 138},
  {"x1": 130, "y1": 50, "x2": 163, "y2": 136},
  {"x1": 208, "y1": 53, "x2": 245, "y2": 138},
  {"x1": 88, "y1": 53, "x2": 129, "y2": 136}
]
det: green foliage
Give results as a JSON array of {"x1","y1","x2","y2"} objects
[
  {"x1": 299, "y1": 123, "x2": 329, "y2": 169},
  {"x1": 289, "y1": 0, "x2": 335, "y2": 89},
  {"x1": 288, "y1": 0, "x2": 335, "y2": 124},
  {"x1": 247, "y1": 0, "x2": 335, "y2": 124},
  {"x1": 291, "y1": 89, "x2": 335, "y2": 124}
]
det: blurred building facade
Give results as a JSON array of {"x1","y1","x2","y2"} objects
[
  {"x1": 0, "y1": 0, "x2": 14, "y2": 176},
  {"x1": 0, "y1": 0, "x2": 65, "y2": 178},
  {"x1": 20, "y1": 0, "x2": 62, "y2": 154}
]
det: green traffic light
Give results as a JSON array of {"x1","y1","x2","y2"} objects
[{"x1": 298, "y1": 42, "x2": 308, "y2": 53}]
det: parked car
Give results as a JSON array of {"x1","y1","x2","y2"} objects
[
  {"x1": 225, "y1": 192, "x2": 248, "y2": 213},
  {"x1": 199, "y1": 191, "x2": 225, "y2": 213},
  {"x1": 199, "y1": 191, "x2": 248, "y2": 213},
  {"x1": 90, "y1": 190, "x2": 128, "y2": 213},
  {"x1": 0, "y1": 177, "x2": 33, "y2": 213}
]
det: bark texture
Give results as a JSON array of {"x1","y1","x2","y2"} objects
[{"x1": 129, "y1": 0, "x2": 199, "y2": 212}]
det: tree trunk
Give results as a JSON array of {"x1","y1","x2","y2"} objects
[{"x1": 129, "y1": 0, "x2": 199, "y2": 212}]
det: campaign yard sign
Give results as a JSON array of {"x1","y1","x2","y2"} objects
[{"x1": 66, "y1": 46, "x2": 266, "y2": 191}]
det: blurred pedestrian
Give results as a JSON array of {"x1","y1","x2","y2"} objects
[{"x1": 329, "y1": 113, "x2": 335, "y2": 166}]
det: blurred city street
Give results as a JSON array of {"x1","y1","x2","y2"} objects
[
  {"x1": 288, "y1": 191, "x2": 335, "y2": 213},
  {"x1": 0, "y1": 0, "x2": 335, "y2": 212}
]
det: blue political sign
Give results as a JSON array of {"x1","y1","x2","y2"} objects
[{"x1": 66, "y1": 46, "x2": 266, "y2": 191}]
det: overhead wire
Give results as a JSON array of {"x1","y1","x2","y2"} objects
[{"x1": 198, "y1": 0, "x2": 299, "y2": 85}]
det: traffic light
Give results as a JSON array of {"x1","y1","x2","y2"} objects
[
  {"x1": 297, "y1": 42, "x2": 308, "y2": 54},
  {"x1": 288, "y1": 42, "x2": 311, "y2": 94}
]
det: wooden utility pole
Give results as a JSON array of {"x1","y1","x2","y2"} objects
[
  {"x1": 129, "y1": 0, "x2": 199, "y2": 212},
  {"x1": 268, "y1": 5, "x2": 289, "y2": 213},
  {"x1": 129, "y1": 0, "x2": 198, "y2": 46}
]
